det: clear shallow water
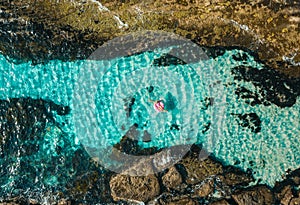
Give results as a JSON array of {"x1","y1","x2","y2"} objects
[{"x1": 0, "y1": 47, "x2": 299, "y2": 199}]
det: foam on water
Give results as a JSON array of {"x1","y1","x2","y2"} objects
[{"x1": 0, "y1": 47, "x2": 299, "y2": 193}]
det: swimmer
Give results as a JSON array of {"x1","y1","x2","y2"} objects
[{"x1": 149, "y1": 99, "x2": 167, "y2": 112}]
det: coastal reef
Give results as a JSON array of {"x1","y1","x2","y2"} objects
[{"x1": 0, "y1": 0, "x2": 299, "y2": 76}]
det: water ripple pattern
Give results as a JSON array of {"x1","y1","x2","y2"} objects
[
  {"x1": 0, "y1": 35, "x2": 298, "y2": 203},
  {"x1": 72, "y1": 32, "x2": 224, "y2": 175}
]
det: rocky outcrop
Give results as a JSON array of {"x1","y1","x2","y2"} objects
[
  {"x1": 209, "y1": 199, "x2": 230, "y2": 205},
  {"x1": 109, "y1": 173, "x2": 160, "y2": 202},
  {"x1": 274, "y1": 168, "x2": 300, "y2": 205},
  {"x1": 195, "y1": 178, "x2": 214, "y2": 198},
  {"x1": 232, "y1": 186, "x2": 275, "y2": 205},
  {"x1": 1, "y1": 0, "x2": 299, "y2": 77},
  {"x1": 156, "y1": 194, "x2": 198, "y2": 205},
  {"x1": 107, "y1": 143, "x2": 300, "y2": 204},
  {"x1": 108, "y1": 144, "x2": 256, "y2": 203},
  {"x1": 0, "y1": 98, "x2": 114, "y2": 204},
  {"x1": 179, "y1": 148, "x2": 224, "y2": 184},
  {"x1": 162, "y1": 166, "x2": 183, "y2": 190}
]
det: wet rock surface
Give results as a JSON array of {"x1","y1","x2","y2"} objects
[
  {"x1": 0, "y1": 98, "x2": 70, "y2": 154},
  {"x1": 107, "y1": 144, "x2": 300, "y2": 204},
  {"x1": 0, "y1": 140, "x2": 299, "y2": 204},
  {"x1": 0, "y1": 0, "x2": 299, "y2": 77},
  {"x1": 232, "y1": 185, "x2": 275, "y2": 205},
  {"x1": 179, "y1": 146, "x2": 224, "y2": 185},
  {"x1": 0, "y1": 1, "x2": 299, "y2": 203},
  {"x1": 109, "y1": 174, "x2": 160, "y2": 202},
  {"x1": 209, "y1": 199, "x2": 230, "y2": 205},
  {"x1": 162, "y1": 166, "x2": 183, "y2": 190},
  {"x1": 0, "y1": 97, "x2": 113, "y2": 204}
]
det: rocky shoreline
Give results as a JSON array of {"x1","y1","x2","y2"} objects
[
  {"x1": 108, "y1": 139, "x2": 300, "y2": 205},
  {"x1": 1, "y1": 0, "x2": 299, "y2": 76},
  {"x1": 0, "y1": 98, "x2": 299, "y2": 204},
  {"x1": 0, "y1": 0, "x2": 300, "y2": 204}
]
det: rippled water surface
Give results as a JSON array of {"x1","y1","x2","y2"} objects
[{"x1": 0, "y1": 47, "x2": 299, "y2": 201}]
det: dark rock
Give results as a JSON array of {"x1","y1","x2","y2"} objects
[
  {"x1": 232, "y1": 52, "x2": 249, "y2": 62},
  {"x1": 153, "y1": 53, "x2": 187, "y2": 66},
  {"x1": 221, "y1": 166, "x2": 254, "y2": 187},
  {"x1": 124, "y1": 97, "x2": 135, "y2": 118},
  {"x1": 220, "y1": 172, "x2": 253, "y2": 187},
  {"x1": 232, "y1": 113, "x2": 261, "y2": 133},
  {"x1": 232, "y1": 185, "x2": 275, "y2": 205},
  {"x1": 113, "y1": 132, "x2": 160, "y2": 156},
  {"x1": 0, "y1": 97, "x2": 69, "y2": 155},
  {"x1": 203, "y1": 46, "x2": 226, "y2": 59},
  {"x1": 202, "y1": 122, "x2": 211, "y2": 134},
  {"x1": 147, "y1": 86, "x2": 154, "y2": 93},
  {"x1": 276, "y1": 185, "x2": 294, "y2": 205},
  {"x1": 290, "y1": 192, "x2": 300, "y2": 205},
  {"x1": 232, "y1": 65, "x2": 300, "y2": 108},
  {"x1": 274, "y1": 167, "x2": 300, "y2": 194},
  {"x1": 274, "y1": 167, "x2": 300, "y2": 205},
  {"x1": 170, "y1": 124, "x2": 180, "y2": 131},
  {"x1": 286, "y1": 168, "x2": 300, "y2": 185},
  {"x1": 235, "y1": 86, "x2": 269, "y2": 106},
  {"x1": 0, "y1": 1, "x2": 107, "y2": 64}
]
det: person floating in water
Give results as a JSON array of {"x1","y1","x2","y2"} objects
[{"x1": 149, "y1": 99, "x2": 167, "y2": 112}]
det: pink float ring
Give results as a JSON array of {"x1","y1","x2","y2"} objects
[{"x1": 153, "y1": 100, "x2": 165, "y2": 112}]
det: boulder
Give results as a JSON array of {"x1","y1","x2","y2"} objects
[
  {"x1": 158, "y1": 194, "x2": 198, "y2": 205},
  {"x1": 110, "y1": 174, "x2": 160, "y2": 202},
  {"x1": 232, "y1": 186, "x2": 274, "y2": 205},
  {"x1": 195, "y1": 179, "x2": 214, "y2": 198},
  {"x1": 180, "y1": 156, "x2": 223, "y2": 185},
  {"x1": 290, "y1": 193, "x2": 300, "y2": 205},
  {"x1": 276, "y1": 185, "x2": 294, "y2": 205},
  {"x1": 162, "y1": 166, "x2": 183, "y2": 190},
  {"x1": 208, "y1": 199, "x2": 230, "y2": 205},
  {"x1": 220, "y1": 167, "x2": 254, "y2": 187}
]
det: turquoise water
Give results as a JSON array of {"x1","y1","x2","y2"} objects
[{"x1": 0, "y1": 47, "x2": 299, "y2": 199}]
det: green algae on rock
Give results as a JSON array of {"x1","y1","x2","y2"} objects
[{"x1": 1, "y1": 0, "x2": 299, "y2": 77}]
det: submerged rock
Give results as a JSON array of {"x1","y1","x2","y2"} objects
[
  {"x1": 232, "y1": 65, "x2": 300, "y2": 108},
  {"x1": 0, "y1": 97, "x2": 70, "y2": 154}
]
